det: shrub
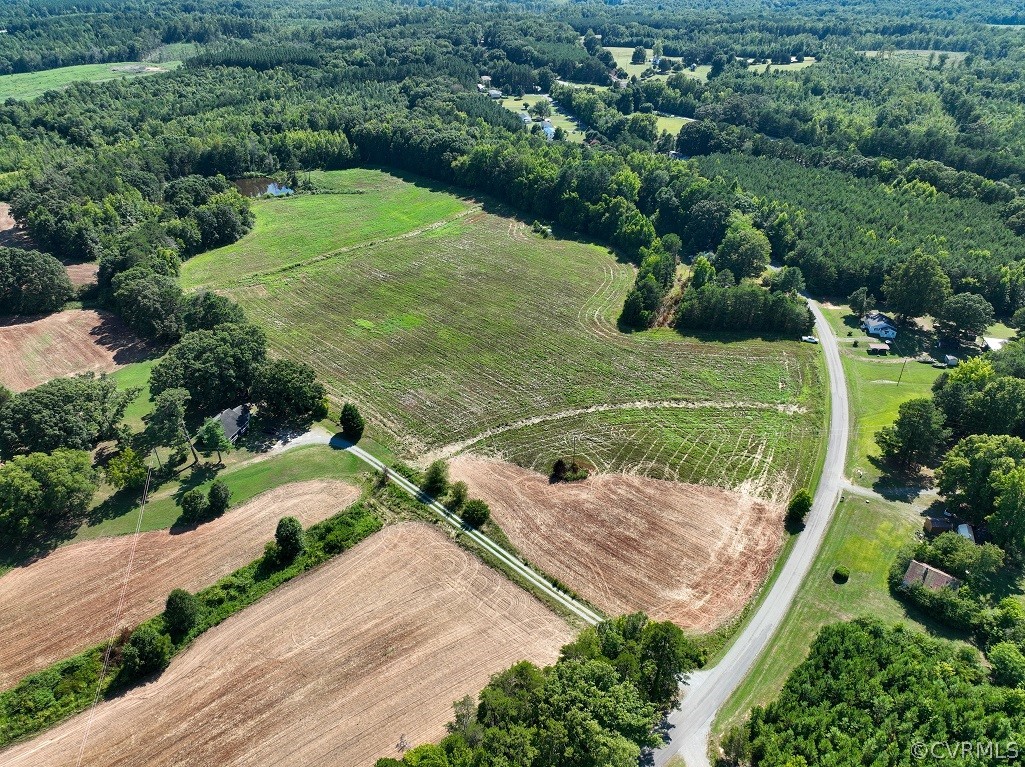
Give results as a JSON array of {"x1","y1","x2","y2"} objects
[
  {"x1": 551, "y1": 458, "x2": 568, "y2": 481},
  {"x1": 207, "y1": 480, "x2": 231, "y2": 517},
  {"x1": 121, "y1": 625, "x2": 171, "y2": 680},
  {"x1": 446, "y1": 480, "x2": 468, "y2": 511},
  {"x1": 275, "y1": 516, "x2": 305, "y2": 562},
  {"x1": 461, "y1": 499, "x2": 490, "y2": 528},
  {"x1": 564, "y1": 460, "x2": 589, "y2": 481},
  {"x1": 422, "y1": 460, "x2": 449, "y2": 497},
  {"x1": 786, "y1": 488, "x2": 813, "y2": 528},
  {"x1": 178, "y1": 487, "x2": 208, "y2": 523},
  {"x1": 339, "y1": 402, "x2": 365, "y2": 441},
  {"x1": 833, "y1": 566, "x2": 851, "y2": 584},
  {"x1": 164, "y1": 589, "x2": 200, "y2": 639}
]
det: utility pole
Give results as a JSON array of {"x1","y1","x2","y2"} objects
[{"x1": 897, "y1": 357, "x2": 908, "y2": 387}]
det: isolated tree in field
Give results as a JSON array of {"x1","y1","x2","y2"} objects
[
  {"x1": 0, "y1": 449, "x2": 97, "y2": 539},
  {"x1": 631, "y1": 46, "x2": 646, "y2": 64},
  {"x1": 422, "y1": 460, "x2": 449, "y2": 497},
  {"x1": 164, "y1": 588, "x2": 200, "y2": 639},
  {"x1": 714, "y1": 215, "x2": 771, "y2": 279},
  {"x1": 847, "y1": 286, "x2": 875, "y2": 317},
  {"x1": 276, "y1": 516, "x2": 305, "y2": 561},
  {"x1": 936, "y1": 293, "x2": 995, "y2": 343},
  {"x1": 446, "y1": 480, "x2": 468, "y2": 511},
  {"x1": 197, "y1": 417, "x2": 231, "y2": 463},
  {"x1": 529, "y1": 100, "x2": 551, "y2": 119},
  {"x1": 207, "y1": 479, "x2": 231, "y2": 517},
  {"x1": 875, "y1": 398, "x2": 950, "y2": 469},
  {"x1": 104, "y1": 446, "x2": 147, "y2": 491},
  {"x1": 121, "y1": 624, "x2": 171, "y2": 679},
  {"x1": 178, "y1": 487, "x2": 208, "y2": 524},
  {"x1": 147, "y1": 387, "x2": 197, "y2": 463},
  {"x1": 551, "y1": 458, "x2": 568, "y2": 481},
  {"x1": 461, "y1": 499, "x2": 490, "y2": 528},
  {"x1": 882, "y1": 251, "x2": 951, "y2": 320},
  {"x1": 339, "y1": 402, "x2": 365, "y2": 441},
  {"x1": 253, "y1": 359, "x2": 326, "y2": 423},
  {"x1": 786, "y1": 488, "x2": 813, "y2": 527}
]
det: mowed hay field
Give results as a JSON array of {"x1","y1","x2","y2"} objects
[
  {"x1": 0, "y1": 309, "x2": 148, "y2": 392},
  {"x1": 0, "y1": 480, "x2": 358, "y2": 689},
  {"x1": 3, "y1": 523, "x2": 573, "y2": 767},
  {"x1": 451, "y1": 457, "x2": 784, "y2": 632},
  {"x1": 183, "y1": 170, "x2": 824, "y2": 497}
]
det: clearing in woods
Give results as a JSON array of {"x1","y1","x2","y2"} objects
[
  {"x1": 0, "y1": 62, "x2": 179, "y2": 101},
  {"x1": 0, "y1": 480, "x2": 358, "y2": 689},
  {"x1": 0, "y1": 309, "x2": 149, "y2": 392},
  {"x1": 182, "y1": 169, "x2": 824, "y2": 497},
  {"x1": 450, "y1": 456, "x2": 785, "y2": 633},
  {"x1": 2, "y1": 523, "x2": 573, "y2": 767}
]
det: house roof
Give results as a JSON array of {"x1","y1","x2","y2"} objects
[
  {"x1": 902, "y1": 559, "x2": 960, "y2": 591},
  {"x1": 217, "y1": 405, "x2": 251, "y2": 441}
]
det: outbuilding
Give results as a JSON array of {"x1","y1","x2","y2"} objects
[
  {"x1": 868, "y1": 343, "x2": 889, "y2": 355},
  {"x1": 217, "y1": 405, "x2": 252, "y2": 444},
  {"x1": 902, "y1": 559, "x2": 961, "y2": 591},
  {"x1": 924, "y1": 517, "x2": 955, "y2": 534}
]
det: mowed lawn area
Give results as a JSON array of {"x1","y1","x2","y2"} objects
[
  {"x1": 0, "y1": 62, "x2": 179, "y2": 101},
  {"x1": 183, "y1": 169, "x2": 825, "y2": 495}
]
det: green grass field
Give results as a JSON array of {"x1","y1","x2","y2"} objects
[
  {"x1": 0, "y1": 62, "x2": 180, "y2": 101},
  {"x1": 502, "y1": 94, "x2": 585, "y2": 142},
  {"x1": 655, "y1": 114, "x2": 694, "y2": 136},
  {"x1": 109, "y1": 357, "x2": 160, "y2": 431},
  {"x1": 183, "y1": 169, "x2": 825, "y2": 494},
  {"x1": 75, "y1": 445, "x2": 366, "y2": 541},
  {"x1": 747, "y1": 57, "x2": 818, "y2": 73}
]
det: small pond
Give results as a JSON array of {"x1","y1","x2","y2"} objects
[{"x1": 233, "y1": 177, "x2": 294, "y2": 198}]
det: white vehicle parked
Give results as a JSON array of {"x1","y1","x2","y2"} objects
[{"x1": 801, "y1": 335, "x2": 819, "y2": 344}]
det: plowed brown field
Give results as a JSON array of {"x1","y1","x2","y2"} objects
[
  {"x1": 450, "y1": 456, "x2": 785, "y2": 633},
  {"x1": 0, "y1": 480, "x2": 358, "y2": 689},
  {"x1": 0, "y1": 309, "x2": 148, "y2": 392},
  {"x1": 2, "y1": 523, "x2": 572, "y2": 767}
]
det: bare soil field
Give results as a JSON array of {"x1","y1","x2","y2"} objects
[
  {"x1": 0, "y1": 480, "x2": 358, "y2": 689},
  {"x1": 0, "y1": 309, "x2": 148, "y2": 391},
  {"x1": 62, "y1": 261, "x2": 99, "y2": 287},
  {"x1": 450, "y1": 456, "x2": 786, "y2": 633},
  {"x1": 2, "y1": 523, "x2": 573, "y2": 767},
  {"x1": 0, "y1": 202, "x2": 34, "y2": 249}
]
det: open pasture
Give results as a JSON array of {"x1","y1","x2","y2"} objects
[
  {"x1": 0, "y1": 309, "x2": 148, "y2": 392},
  {"x1": 451, "y1": 457, "x2": 785, "y2": 632},
  {"x1": 2, "y1": 523, "x2": 572, "y2": 767},
  {"x1": 183, "y1": 170, "x2": 823, "y2": 495},
  {"x1": 0, "y1": 62, "x2": 179, "y2": 101},
  {"x1": 0, "y1": 480, "x2": 357, "y2": 689}
]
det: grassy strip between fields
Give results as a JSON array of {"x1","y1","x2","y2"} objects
[{"x1": 0, "y1": 495, "x2": 382, "y2": 748}]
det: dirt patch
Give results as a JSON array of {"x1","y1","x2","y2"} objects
[
  {"x1": 62, "y1": 261, "x2": 99, "y2": 287},
  {"x1": 0, "y1": 309, "x2": 148, "y2": 392},
  {"x1": 2, "y1": 523, "x2": 572, "y2": 766},
  {"x1": 0, "y1": 480, "x2": 359, "y2": 689},
  {"x1": 0, "y1": 202, "x2": 35, "y2": 250},
  {"x1": 450, "y1": 456, "x2": 786, "y2": 633}
]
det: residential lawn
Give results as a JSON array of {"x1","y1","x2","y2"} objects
[
  {"x1": 606, "y1": 46, "x2": 661, "y2": 78},
  {"x1": 109, "y1": 357, "x2": 160, "y2": 431},
  {"x1": 985, "y1": 321, "x2": 1018, "y2": 341},
  {"x1": 714, "y1": 495, "x2": 966, "y2": 736},
  {"x1": 502, "y1": 94, "x2": 585, "y2": 142},
  {"x1": 820, "y1": 304, "x2": 941, "y2": 485},
  {"x1": 181, "y1": 169, "x2": 470, "y2": 288},
  {"x1": 75, "y1": 445, "x2": 366, "y2": 541},
  {"x1": 655, "y1": 114, "x2": 694, "y2": 136},
  {"x1": 182, "y1": 169, "x2": 825, "y2": 496},
  {"x1": 680, "y1": 65, "x2": 712, "y2": 82},
  {"x1": 0, "y1": 62, "x2": 180, "y2": 101},
  {"x1": 746, "y1": 57, "x2": 818, "y2": 73}
]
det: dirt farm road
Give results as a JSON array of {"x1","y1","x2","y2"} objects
[
  {"x1": 338, "y1": 441, "x2": 605, "y2": 626},
  {"x1": 653, "y1": 300, "x2": 850, "y2": 767}
]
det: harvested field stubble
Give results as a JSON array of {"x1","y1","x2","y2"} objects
[
  {"x1": 0, "y1": 309, "x2": 148, "y2": 392},
  {"x1": 451, "y1": 456, "x2": 786, "y2": 633},
  {"x1": 2, "y1": 523, "x2": 573, "y2": 767},
  {"x1": 0, "y1": 480, "x2": 358, "y2": 688}
]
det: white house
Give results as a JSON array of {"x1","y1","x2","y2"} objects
[{"x1": 862, "y1": 316, "x2": 897, "y2": 340}]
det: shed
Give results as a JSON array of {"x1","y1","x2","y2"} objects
[
  {"x1": 957, "y1": 523, "x2": 976, "y2": 543},
  {"x1": 487, "y1": 88, "x2": 502, "y2": 99},
  {"x1": 868, "y1": 343, "x2": 889, "y2": 355},
  {"x1": 945, "y1": 355, "x2": 960, "y2": 368},
  {"x1": 902, "y1": 559, "x2": 961, "y2": 591},
  {"x1": 217, "y1": 405, "x2": 251, "y2": 444},
  {"x1": 924, "y1": 517, "x2": 955, "y2": 534}
]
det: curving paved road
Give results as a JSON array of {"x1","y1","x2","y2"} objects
[{"x1": 653, "y1": 300, "x2": 850, "y2": 767}]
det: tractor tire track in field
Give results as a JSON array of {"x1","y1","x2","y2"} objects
[{"x1": 420, "y1": 399, "x2": 809, "y2": 465}]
